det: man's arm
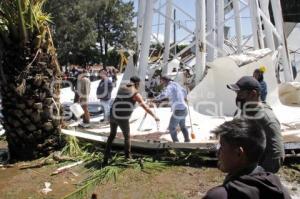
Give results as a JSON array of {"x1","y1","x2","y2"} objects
[
  {"x1": 133, "y1": 93, "x2": 159, "y2": 121},
  {"x1": 154, "y1": 84, "x2": 172, "y2": 102}
]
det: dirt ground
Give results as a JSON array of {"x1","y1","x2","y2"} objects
[{"x1": 0, "y1": 140, "x2": 300, "y2": 199}]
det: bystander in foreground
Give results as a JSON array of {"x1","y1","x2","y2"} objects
[{"x1": 203, "y1": 118, "x2": 291, "y2": 199}]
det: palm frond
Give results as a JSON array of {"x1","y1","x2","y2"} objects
[
  {"x1": 0, "y1": 0, "x2": 51, "y2": 48},
  {"x1": 17, "y1": 0, "x2": 28, "y2": 44},
  {"x1": 61, "y1": 136, "x2": 86, "y2": 158},
  {"x1": 61, "y1": 153, "x2": 170, "y2": 199}
]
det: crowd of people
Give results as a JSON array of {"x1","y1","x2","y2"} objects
[
  {"x1": 63, "y1": 65, "x2": 118, "y2": 89},
  {"x1": 64, "y1": 66, "x2": 118, "y2": 127},
  {"x1": 68, "y1": 64, "x2": 291, "y2": 198}
]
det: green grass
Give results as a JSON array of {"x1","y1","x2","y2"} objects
[
  {"x1": 61, "y1": 154, "x2": 170, "y2": 199},
  {"x1": 58, "y1": 137, "x2": 217, "y2": 199}
]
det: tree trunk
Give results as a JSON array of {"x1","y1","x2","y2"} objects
[
  {"x1": 97, "y1": 13, "x2": 104, "y2": 69},
  {"x1": 99, "y1": 40, "x2": 104, "y2": 69},
  {"x1": 103, "y1": 41, "x2": 108, "y2": 70},
  {"x1": 1, "y1": 33, "x2": 64, "y2": 161}
]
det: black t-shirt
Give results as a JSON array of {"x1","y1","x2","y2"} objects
[
  {"x1": 110, "y1": 85, "x2": 137, "y2": 120},
  {"x1": 203, "y1": 166, "x2": 291, "y2": 199}
]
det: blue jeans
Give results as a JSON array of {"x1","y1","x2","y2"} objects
[
  {"x1": 168, "y1": 109, "x2": 190, "y2": 142},
  {"x1": 100, "y1": 99, "x2": 111, "y2": 121}
]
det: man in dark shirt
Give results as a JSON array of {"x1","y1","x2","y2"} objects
[
  {"x1": 253, "y1": 68, "x2": 268, "y2": 102},
  {"x1": 203, "y1": 118, "x2": 291, "y2": 199},
  {"x1": 69, "y1": 66, "x2": 80, "y2": 102},
  {"x1": 97, "y1": 69, "x2": 113, "y2": 122},
  {"x1": 227, "y1": 76, "x2": 284, "y2": 173}
]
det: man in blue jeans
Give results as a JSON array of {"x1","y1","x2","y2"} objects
[{"x1": 154, "y1": 76, "x2": 190, "y2": 142}]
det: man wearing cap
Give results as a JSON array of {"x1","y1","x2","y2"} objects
[
  {"x1": 227, "y1": 76, "x2": 284, "y2": 173},
  {"x1": 103, "y1": 76, "x2": 160, "y2": 165},
  {"x1": 153, "y1": 76, "x2": 190, "y2": 142}
]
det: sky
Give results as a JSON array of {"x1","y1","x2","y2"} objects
[{"x1": 124, "y1": 0, "x2": 253, "y2": 44}]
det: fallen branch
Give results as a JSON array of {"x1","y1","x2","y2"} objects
[
  {"x1": 51, "y1": 160, "x2": 84, "y2": 176},
  {"x1": 53, "y1": 153, "x2": 76, "y2": 162},
  {"x1": 19, "y1": 152, "x2": 76, "y2": 170},
  {"x1": 19, "y1": 158, "x2": 56, "y2": 170}
]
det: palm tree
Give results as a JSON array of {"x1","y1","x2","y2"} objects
[{"x1": 0, "y1": 0, "x2": 64, "y2": 160}]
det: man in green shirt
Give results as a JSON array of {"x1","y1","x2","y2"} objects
[{"x1": 227, "y1": 76, "x2": 284, "y2": 173}]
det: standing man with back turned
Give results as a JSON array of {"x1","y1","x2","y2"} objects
[
  {"x1": 97, "y1": 69, "x2": 113, "y2": 123},
  {"x1": 227, "y1": 76, "x2": 284, "y2": 173}
]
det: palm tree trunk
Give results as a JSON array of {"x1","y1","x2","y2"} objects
[
  {"x1": 0, "y1": 0, "x2": 65, "y2": 161},
  {"x1": 1, "y1": 34, "x2": 64, "y2": 161}
]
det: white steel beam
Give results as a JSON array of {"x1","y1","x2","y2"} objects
[
  {"x1": 248, "y1": 0, "x2": 259, "y2": 49},
  {"x1": 271, "y1": 0, "x2": 293, "y2": 81},
  {"x1": 261, "y1": 0, "x2": 275, "y2": 50},
  {"x1": 233, "y1": 0, "x2": 242, "y2": 53},
  {"x1": 217, "y1": 0, "x2": 224, "y2": 57},
  {"x1": 137, "y1": 0, "x2": 146, "y2": 54},
  {"x1": 138, "y1": 0, "x2": 155, "y2": 94},
  {"x1": 162, "y1": 0, "x2": 173, "y2": 75},
  {"x1": 207, "y1": 0, "x2": 216, "y2": 61},
  {"x1": 154, "y1": 9, "x2": 193, "y2": 34},
  {"x1": 258, "y1": 9, "x2": 282, "y2": 43},
  {"x1": 195, "y1": 0, "x2": 206, "y2": 83},
  {"x1": 173, "y1": 3, "x2": 195, "y2": 21},
  {"x1": 255, "y1": 0, "x2": 265, "y2": 49}
]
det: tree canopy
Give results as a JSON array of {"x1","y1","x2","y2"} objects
[{"x1": 44, "y1": 0, "x2": 136, "y2": 67}]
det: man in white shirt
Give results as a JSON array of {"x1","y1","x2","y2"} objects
[{"x1": 154, "y1": 76, "x2": 190, "y2": 142}]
